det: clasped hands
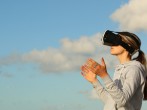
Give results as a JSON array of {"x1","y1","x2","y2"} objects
[{"x1": 81, "y1": 58, "x2": 108, "y2": 83}]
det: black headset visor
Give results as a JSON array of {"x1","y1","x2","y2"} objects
[
  {"x1": 102, "y1": 30, "x2": 121, "y2": 46},
  {"x1": 102, "y1": 30, "x2": 135, "y2": 54}
]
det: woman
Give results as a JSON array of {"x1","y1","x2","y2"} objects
[{"x1": 81, "y1": 30, "x2": 147, "y2": 110}]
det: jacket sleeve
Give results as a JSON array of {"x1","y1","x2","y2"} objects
[
  {"x1": 92, "y1": 80, "x2": 108, "y2": 103},
  {"x1": 102, "y1": 67, "x2": 141, "y2": 108}
]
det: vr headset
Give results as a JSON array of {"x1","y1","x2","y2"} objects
[{"x1": 102, "y1": 30, "x2": 140, "y2": 54}]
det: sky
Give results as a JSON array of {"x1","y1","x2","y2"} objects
[{"x1": 0, "y1": 0, "x2": 147, "y2": 110}]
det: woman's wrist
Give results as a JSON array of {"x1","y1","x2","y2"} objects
[
  {"x1": 91, "y1": 79, "x2": 98, "y2": 84},
  {"x1": 99, "y1": 72, "x2": 108, "y2": 78}
]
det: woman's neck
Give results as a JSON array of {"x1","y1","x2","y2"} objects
[{"x1": 117, "y1": 52, "x2": 131, "y2": 64}]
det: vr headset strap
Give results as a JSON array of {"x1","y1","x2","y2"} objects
[
  {"x1": 112, "y1": 31, "x2": 136, "y2": 54},
  {"x1": 120, "y1": 41, "x2": 134, "y2": 54},
  {"x1": 117, "y1": 32, "x2": 140, "y2": 47}
]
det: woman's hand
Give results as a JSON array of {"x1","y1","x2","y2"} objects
[
  {"x1": 85, "y1": 58, "x2": 108, "y2": 78},
  {"x1": 81, "y1": 64, "x2": 97, "y2": 83}
]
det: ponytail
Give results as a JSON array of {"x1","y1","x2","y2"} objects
[
  {"x1": 136, "y1": 50, "x2": 147, "y2": 100},
  {"x1": 136, "y1": 50, "x2": 147, "y2": 67}
]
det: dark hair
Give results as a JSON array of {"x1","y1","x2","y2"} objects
[
  {"x1": 138, "y1": 50, "x2": 147, "y2": 100},
  {"x1": 119, "y1": 32, "x2": 147, "y2": 100}
]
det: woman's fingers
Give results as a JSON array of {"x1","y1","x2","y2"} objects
[
  {"x1": 86, "y1": 58, "x2": 100, "y2": 69},
  {"x1": 81, "y1": 67, "x2": 96, "y2": 81},
  {"x1": 101, "y1": 57, "x2": 106, "y2": 67},
  {"x1": 81, "y1": 62, "x2": 98, "y2": 74},
  {"x1": 81, "y1": 65, "x2": 89, "y2": 73},
  {"x1": 81, "y1": 71, "x2": 85, "y2": 77},
  {"x1": 81, "y1": 58, "x2": 108, "y2": 79},
  {"x1": 86, "y1": 59, "x2": 93, "y2": 67}
]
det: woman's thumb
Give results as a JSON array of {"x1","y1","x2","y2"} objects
[{"x1": 101, "y1": 57, "x2": 106, "y2": 66}]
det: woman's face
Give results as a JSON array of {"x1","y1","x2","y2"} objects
[{"x1": 110, "y1": 45, "x2": 126, "y2": 55}]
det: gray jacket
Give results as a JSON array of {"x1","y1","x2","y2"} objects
[{"x1": 92, "y1": 60, "x2": 146, "y2": 110}]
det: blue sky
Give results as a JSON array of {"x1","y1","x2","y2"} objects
[{"x1": 0, "y1": 0, "x2": 147, "y2": 110}]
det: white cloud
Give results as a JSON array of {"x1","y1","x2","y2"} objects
[
  {"x1": 0, "y1": 33, "x2": 117, "y2": 73},
  {"x1": 111, "y1": 0, "x2": 147, "y2": 32}
]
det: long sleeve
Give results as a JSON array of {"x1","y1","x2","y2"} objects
[
  {"x1": 102, "y1": 67, "x2": 141, "y2": 108},
  {"x1": 92, "y1": 80, "x2": 108, "y2": 103}
]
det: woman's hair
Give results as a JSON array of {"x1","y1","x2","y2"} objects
[{"x1": 119, "y1": 32, "x2": 147, "y2": 100}]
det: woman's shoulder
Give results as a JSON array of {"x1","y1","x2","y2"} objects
[
  {"x1": 124, "y1": 60, "x2": 146, "y2": 77},
  {"x1": 126, "y1": 61, "x2": 144, "y2": 70}
]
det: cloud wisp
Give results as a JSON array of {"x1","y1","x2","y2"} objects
[
  {"x1": 0, "y1": 33, "x2": 117, "y2": 73},
  {"x1": 111, "y1": 0, "x2": 147, "y2": 32}
]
